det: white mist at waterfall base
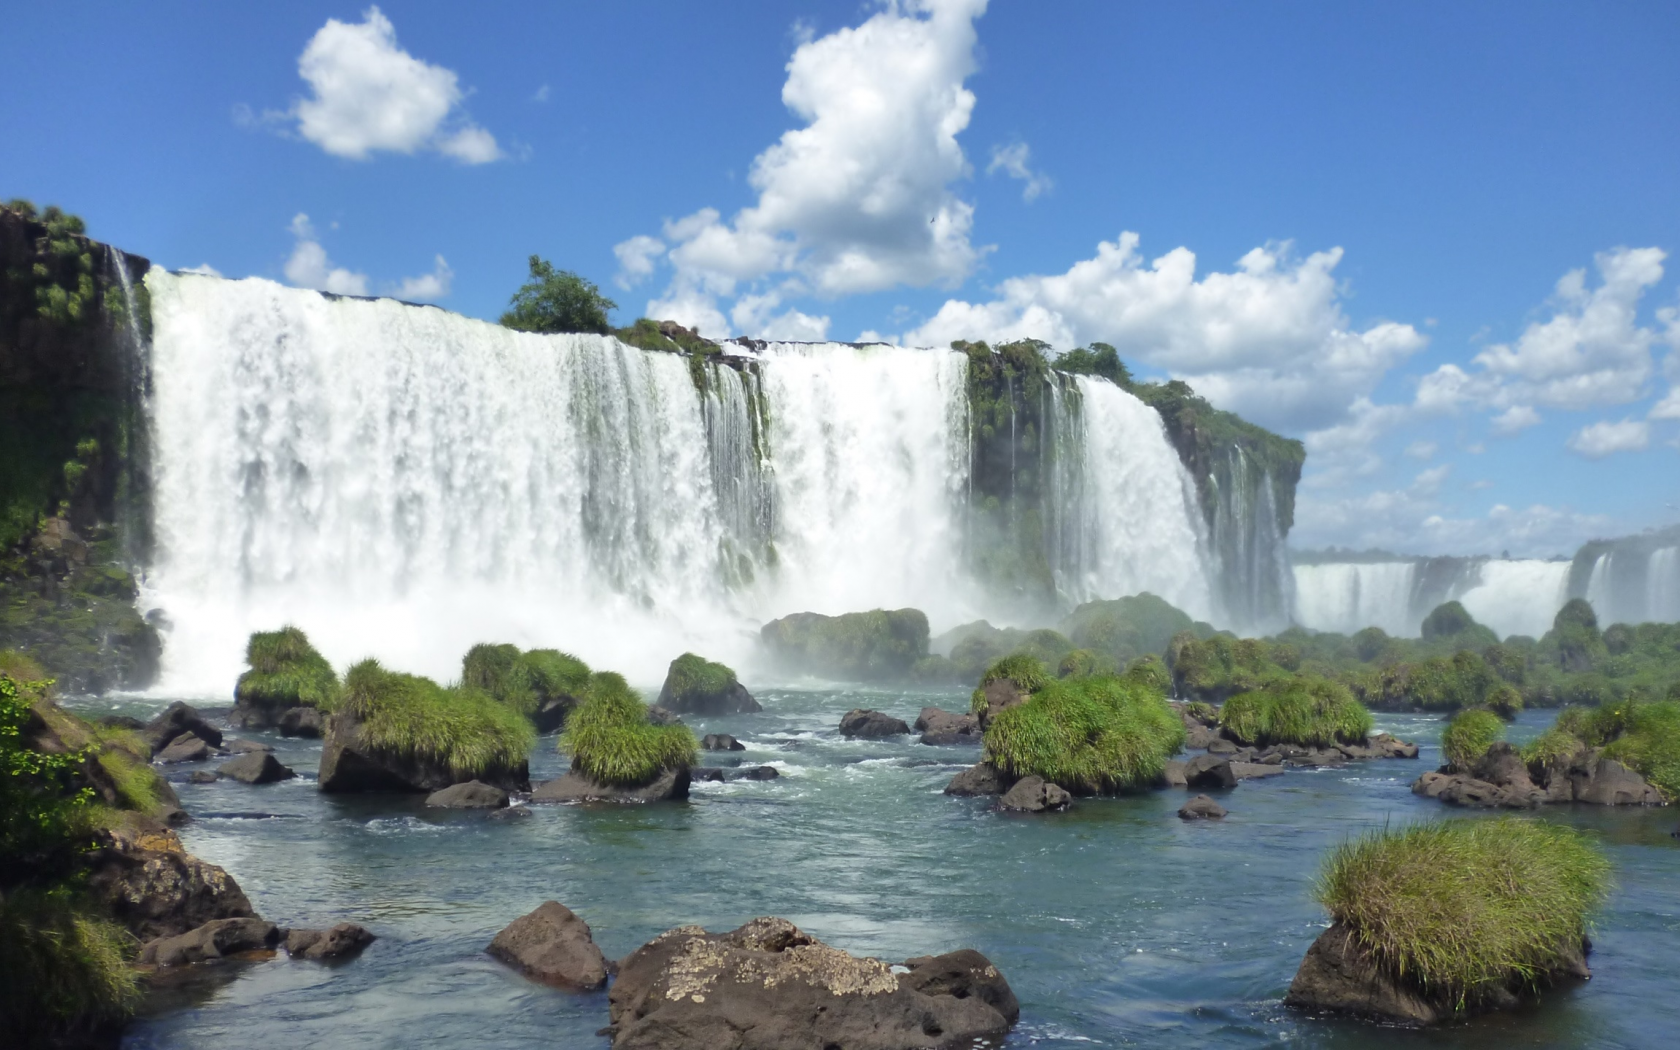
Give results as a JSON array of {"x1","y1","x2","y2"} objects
[
  {"x1": 1291, "y1": 562, "x2": 1417, "y2": 636},
  {"x1": 1456, "y1": 560, "x2": 1570, "y2": 639}
]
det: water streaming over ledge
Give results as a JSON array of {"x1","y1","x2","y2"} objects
[{"x1": 141, "y1": 274, "x2": 1223, "y2": 693}]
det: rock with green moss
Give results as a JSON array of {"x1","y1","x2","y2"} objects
[
  {"x1": 656, "y1": 652, "x2": 760, "y2": 715},
  {"x1": 983, "y1": 672, "x2": 1185, "y2": 795},
  {"x1": 462, "y1": 643, "x2": 591, "y2": 732},
  {"x1": 759, "y1": 608, "x2": 929, "y2": 682},
  {"x1": 319, "y1": 659, "x2": 534, "y2": 794},
  {"x1": 1059, "y1": 593, "x2": 1201, "y2": 666},
  {"x1": 232, "y1": 626, "x2": 338, "y2": 732},
  {"x1": 1219, "y1": 675, "x2": 1373, "y2": 748},
  {"x1": 1167, "y1": 632, "x2": 1289, "y2": 704},
  {"x1": 542, "y1": 672, "x2": 697, "y2": 802}
]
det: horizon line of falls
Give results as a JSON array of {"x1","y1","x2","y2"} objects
[{"x1": 143, "y1": 273, "x2": 1241, "y2": 694}]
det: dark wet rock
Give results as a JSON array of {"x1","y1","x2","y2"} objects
[
  {"x1": 317, "y1": 707, "x2": 530, "y2": 794},
  {"x1": 222, "y1": 738, "x2": 273, "y2": 754},
  {"x1": 975, "y1": 678, "x2": 1027, "y2": 730},
  {"x1": 1414, "y1": 743, "x2": 1662, "y2": 808},
  {"x1": 1206, "y1": 737, "x2": 1238, "y2": 755},
  {"x1": 999, "y1": 775, "x2": 1071, "y2": 813},
  {"x1": 156, "y1": 733, "x2": 215, "y2": 764},
  {"x1": 1371, "y1": 733, "x2": 1419, "y2": 759},
  {"x1": 279, "y1": 706, "x2": 326, "y2": 738},
  {"x1": 605, "y1": 917, "x2": 1017, "y2": 1049},
  {"x1": 944, "y1": 761, "x2": 1010, "y2": 796},
  {"x1": 1229, "y1": 761, "x2": 1286, "y2": 780},
  {"x1": 488, "y1": 901, "x2": 609, "y2": 990},
  {"x1": 424, "y1": 780, "x2": 510, "y2": 809},
  {"x1": 1184, "y1": 754, "x2": 1237, "y2": 790},
  {"x1": 1574, "y1": 755, "x2": 1664, "y2": 805},
  {"x1": 645, "y1": 705, "x2": 683, "y2": 726},
  {"x1": 285, "y1": 923, "x2": 376, "y2": 960},
  {"x1": 701, "y1": 733, "x2": 745, "y2": 752},
  {"x1": 216, "y1": 751, "x2": 295, "y2": 785},
  {"x1": 489, "y1": 805, "x2": 532, "y2": 820},
  {"x1": 531, "y1": 767, "x2": 690, "y2": 804},
  {"x1": 915, "y1": 706, "x2": 981, "y2": 746},
  {"x1": 735, "y1": 765, "x2": 780, "y2": 781},
  {"x1": 87, "y1": 825, "x2": 257, "y2": 941},
  {"x1": 692, "y1": 767, "x2": 727, "y2": 783},
  {"x1": 143, "y1": 702, "x2": 223, "y2": 754},
  {"x1": 139, "y1": 917, "x2": 279, "y2": 967},
  {"x1": 1285, "y1": 921, "x2": 1589, "y2": 1024},
  {"x1": 1410, "y1": 770, "x2": 1536, "y2": 809},
  {"x1": 188, "y1": 770, "x2": 219, "y2": 784},
  {"x1": 1179, "y1": 794, "x2": 1227, "y2": 820},
  {"x1": 1161, "y1": 760, "x2": 1188, "y2": 788},
  {"x1": 838, "y1": 708, "x2": 911, "y2": 739},
  {"x1": 1282, "y1": 747, "x2": 1347, "y2": 768},
  {"x1": 1184, "y1": 722, "x2": 1219, "y2": 750}
]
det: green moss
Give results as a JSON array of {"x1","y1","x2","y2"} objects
[
  {"x1": 93, "y1": 748, "x2": 159, "y2": 814},
  {"x1": 1219, "y1": 674, "x2": 1372, "y2": 747},
  {"x1": 969, "y1": 653, "x2": 1051, "y2": 714},
  {"x1": 235, "y1": 626, "x2": 338, "y2": 712},
  {"x1": 560, "y1": 672, "x2": 697, "y2": 786},
  {"x1": 1315, "y1": 817, "x2": 1609, "y2": 1012},
  {"x1": 1442, "y1": 709, "x2": 1504, "y2": 771},
  {"x1": 983, "y1": 673, "x2": 1185, "y2": 793},
  {"x1": 760, "y1": 608, "x2": 930, "y2": 681},
  {"x1": 340, "y1": 660, "x2": 534, "y2": 778},
  {"x1": 1120, "y1": 654, "x2": 1172, "y2": 696},
  {"x1": 1168, "y1": 631, "x2": 1290, "y2": 703},
  {"x1": 663, "y1": 652, "x2": 737, "y2": 699},
  {"x1": 1520, "y1": 725, "x2": 1584, "y2": 768},
  {"x1": 0, "y1": 886, "x2": 138, "y2": 1042}
]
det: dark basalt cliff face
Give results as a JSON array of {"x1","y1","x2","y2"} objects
[{"x1": 0, "y1": 204, "x2": 159, "y2": 691}]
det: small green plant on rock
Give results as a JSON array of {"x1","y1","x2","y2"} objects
[
  {"x1": 235, "y1": 626, "x2": 338, "y2": 712},
  {"x1": 561, "y1": 673, "x2": 697, "y2": 786},
  {"x1": 1314, "y1": 817, "x2": 1609, "y2": 1013},
  {"x1": 339, "y1": 660, "x2": 534, "y2": 779},
  {"x1": 983, "y1": 673, "x2": 1185, "y2": 793},
  {"x1": 1219, "y1": 674, "x2": 1373, "y2": 748},
  {"x1": 1441, "y1": 709, "x2": 1504, "y2": 772}
]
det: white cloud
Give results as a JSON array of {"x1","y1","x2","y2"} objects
[
  {"x1": 532, "y1": 84, "x2": 550, "y2": 103},
  {"x1": 392, "y1": 255, "x2": 453, "y2": 301},
  {"x1": 729, "y1": 290, "x2": 831, "y2": 342},
  {"x1": 284, "y1": 213, "x2": 369, "y2": 295},
  {"x1": 987, "y1": 141, "x2": 1051, "y2": 201},
  {"x1": 1567, "y1": 418, "x2": 1650, "y2": 458},
  {"x1": 1490, "y1": 404, "x2": 1541, "y2": 435},
  {"x1": 1295, "y1": 485, "x2": 1612, "y2": 558},
  {"x1": 1404, "y1": 440, "x2": 1437, "y2": 460},
  {"x1": 1650, "y1": 388, "x2": 1680, "y2": 420},
  {"x1": 613, "y1": 235, "x2": 667, "y2": 289},
  {"x1": 904, "y1": 234, "x2": 1428, "y2": 430},
  {"x1": 177, "y1": 263, "x2": 223, "y2": 277},
  {"x1": 1301, "y1": 398, "x2": 1410, "y2": 488},
  {"x1": 1412, "y1": 464, "x2": 1452, "y2": 495},
  {"x1": 1416, "y1": 247, "x2": 1666, "y2": 417},
  {"x1": 620, "y1": 0, "x2": 990, "y2": 336},
  {"x1": 289, "y1": 7, "x2": 502, "y2": 163}
]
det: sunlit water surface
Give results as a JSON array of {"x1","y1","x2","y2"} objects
[{"x1": 66, "y1": 691, "x2": 1676, "y2": 1050}]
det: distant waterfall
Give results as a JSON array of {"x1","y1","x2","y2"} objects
[
  {"x1": 1291, "y1": 556, "x2": 1572, "y2": 639},
  {"x1": 1208, "y1": 448, "x2": 1292, "y2": 635},
  {"x1": 1573, "y1": 529, "x2": 1680, "y2": 625}
]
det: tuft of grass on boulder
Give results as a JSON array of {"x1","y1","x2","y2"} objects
[
  {"x1": 461, "y1": 643, "x2": 590, "y2": 725},
  {"x1": 1550, "y1": 698, "x2": 1680, "y2": 800},
  {"x1": 1219, "y1": 675, "x2": 1372, "y2": 748},
  {"x1": 561, "y1": 673, "x2": 697, "y2": 787},
  {"x1": 969, "y1": 653, "x2": 1050, "y2": 715},
  {"x1": 339, "y1": 660, "x2": 535, "y2": 779},
  {"x1": 235, "y1": 626, "x2": 338, "y2": 712},
  {"x1": 1315, "y1": 818, "x2": 1610, "y2": 1011},
  {"x1": 1441, "y1": 709, "x2": 1504, "y2": 772},
  {"x1": 661, "y1": 652, "x2": 736, "y2": 701},
  {"x1": 984, "y1": 674, "x2": 1185, "y2": 793}
]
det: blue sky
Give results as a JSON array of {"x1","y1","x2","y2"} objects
[{"x1": 4, "y1": 1, "x2": 1677, "y2": 558}]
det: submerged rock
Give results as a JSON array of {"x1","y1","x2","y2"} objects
[
  {"x1": 838, "y1": 709, "x2": 910, "y2": 739},
  {"x1": 139, "y1": 917, "x2": 279, "y2": 967},
  {"x1": 701, "y1": 733, "x2": 745, "y2": 751},
  {"x1": 657, "y1": 653, "x2": 762, "y2": 715},
  {"x1": 999, "y1": 775, "x2": 1071, "y2": 813},
  {"x1": 645, "y1": 705, "x2": 683, "y2": 726},
  {"x1": 488, "y1": 901, "x2": 609, "y2": 990},
  {"x1": 216, "y1": 751, "x2": 295, "y2": 785},
  {"x1": 1179, "y1": 794, "x2": 1227, "y2": 820},
  {"x1": 221, "y1": 738, "x2": 273, "y2": 754},
  {"x1": 424, "y1": 780, "x2": 510, "y2": 809},
  {"x1": 285, "y1": 923, "x2": 376, "y2": 960},
  {"x1": 605, "y1": 917, "x2": 1017, "y2": 1049},
  {"x1": 945, "y1": 761, "x2": 1009, "y2": 796},
  {"x1": 915, "y1": 706, "x2": 980, "y2": 746},
  {"x1": 531, "y1": 767, "x2": 690, "y2": 804}
]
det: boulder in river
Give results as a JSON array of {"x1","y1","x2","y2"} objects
[
  {"x1": 1183, "y1": 754, "x2": 1237, "y2": 791},
  {"x1": 1412, "y1": 742, "x2": 1664, "y2": 809},
  {"x1": 143, "y1": 701, "x2": 224, "y2": 754},
  {"x1": 488, "y1": 901, "x2": 610, "y2": 990},
  {"x1": 216, "y1": 751, "x2": 295, "y2": 785},
  {"x1": 701, "y1": 733, "x2": 745, "y2": 751},
  {"x1": 155, "y1": 733, "x2": 215, "y2": 764},
  {"x1": 915, "y1": 706, "x2": 980, "y2": 745},
  {"x1": 285, "y1": 923, "x2": 377, "y2": 960},
  {"x1": 838, "y1": 708, "x2": 910, "y2": 739},
  {"x1": 232, "y1": 626, "x2": 338, "y2": 730},
  {"x1": 139, "y1": 917, "x2": 279, "y2": 966},
  {"x1": 759, "y1": 608, "x2": 930, "y2": 682},
  {"x1": 944, "y1": 761, "x2": 1010, "y2": 796},
  {"x1": 532, "y1": 767, "x2": 690, "y2": 803},
  {"x1": 656, "y1": 653, "x2": 762, "y2": 715},
  {"x1": 279, "y1": 706, "x2": 326, "y2": 738},
  {"x1": 87, "y1": 824, "x2": 258, "y2": 941},
  {"x1": 999, "y1": 775, "x2": 1071, "y2": 813},
  {"x1": 1178, "y1": 794, "x2": 1227, "y2": 820},
  {"x1": 425, "y1": 780, "x2": 510, "y2": 809},
  {"x1": 605, "y1": 917, "x2": 1017, "y2": 1049}
]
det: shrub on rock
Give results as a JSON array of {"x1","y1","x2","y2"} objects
[
  {"x1": 1059, "y1": 593, "x2": 1198, "y2": 665},
  {"x1": 656, "y1": 652, "x2": 760, "y2": 714},
  {"x1": 1550, "y1": 698, "x2": 1680, "y2": 800},
  {"x1": 984, "y1": 674, "x2": 1185, "y2": 794},
  {"x1": 1219, "y1": 675, "x2": 1372, "y2": 748},
  {"x1": 1287, "y1": 817, "x2": 1609, "y2": 1022},
  {"x1": 233, "y1": 626, "x2": 338, "y2": 730},
  {"x1": 1441, "y1": 709, "x2": 1504, "y2": 772},
  {"x1": 318, "y1": 660, "x2": 535, "y2": 793},
  {"x1": 759, "y1": 608, "x2": 929, "y2": 681},
  {"x1": 462, "y1": 643, "x2": 591, "y2": 733},
  {"x1": 560, "y1": 673, "x2": 697, "y2": 788},
  {"x1": 1168, "y1": 632, "x2": 1288, "y2": 704}
]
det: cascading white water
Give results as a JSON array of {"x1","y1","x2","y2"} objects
[
  {"x1": 1055, "y1": 377, "x2": 1215, "y2": 621},
  {"x1": 1291, "y1": 562, "x2": 1417, "y2": 636},
  {"x1": 1455, "y1": 560, "x2": 1571, "y2": 639},
  {"x1": 1649, "y1": 547, "x2": 1680, "y2": 623}
]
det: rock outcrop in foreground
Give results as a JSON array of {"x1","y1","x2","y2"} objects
[{"x1": 606, "y1": 917, "x2": 1018, "y2": 1050}]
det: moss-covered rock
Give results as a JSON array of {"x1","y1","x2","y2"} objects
[
  {"x1": 1220, "y1": 674, "x2": 1373, "y2": 748},
  {"x1": 759, "y1": 608, "x2": 929, "y2": 682},
  {"x1": 462, "y1": 643, "x2": 591, "y2": 733},
  {"x1": 1548, "y1": 698, "x2": 1680, "y2": 801},
  {"x1": 232, "y1": 626, "x2": 337, "y2": 731},
  {"x1": 1059, "y1": 593, "x2": 1200, "y2": 666},
  {"x1": 558, "y1": 672, "x2": 697, "y2": 789},
  {"x1": 983, "y1": 673, "x2": 1185, "y2": 794},
  {"x1": 1167, "y1": 631, "x2": 1289, "y2": 703},
  {"x1": 656, "y1": 652, "x2": 760, "y2": 715},
  {"x1": 319, "y1": 660, "x2": 534, "y2": 793},
  {"x1": 1441, "y1": 709, "x2": 1504, "y2": 772}
]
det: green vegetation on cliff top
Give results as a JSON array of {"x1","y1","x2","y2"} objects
[
  {"x1": 499, "y1": 255, "x2": 616, "y2": 335},
  {"x1": 560, "y1": 672, "x2": 697, "y2": 786},
  {"x1": 1315, "y1": 818, "x2": 1609, "y2": 1012}
]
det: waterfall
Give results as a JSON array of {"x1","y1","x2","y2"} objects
[
  {"x1": 1291, "y1": 561, "x2": 1418, "y2": 636},
  {"x1": 1209, "y1": 449, "x2": 1292, "y2": 635},
  {"x1": 1291, "y1": 556, "x2": 1571, "y2": 638},
  {"x1": 1454, "y1": 560, "x2": 1571, "y2": 639}
]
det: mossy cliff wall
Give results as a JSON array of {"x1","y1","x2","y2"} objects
[{"x1": 0, "y1": 204, "x2": 158, "y2": 691}]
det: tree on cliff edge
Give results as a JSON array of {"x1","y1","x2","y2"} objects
[{"x1": 499, "y1": 255, "x2": 616, "y2": 335}]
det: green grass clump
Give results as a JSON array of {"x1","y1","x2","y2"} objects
[
  {"x1": 1486, "y1": 682, "x2": 1524, "y2": 720},
  {"x1": 0, "y1": 887, "x2": 138, "y2": 1042},
  {"x1": 1121, "y1": 654, "x2": 1172, "y2": 697},
  {"x1": 340, "y1": 660, "x2": 534, "y2": 778},
  {"x1": 560, "y1": 673, "x2": 698, "y2": 786},
  {"x1": 235, "y1": 626, "x2": 338, "y2": 711},
  {"x1": 1219, "y1": 675, "x2": 1372, "y2": 747},
  {"x1": 1315, "y1": 818, "x2": 1610, "y2": 1012},
  {"x1": 1520, "y1": 725, "x2": 1584, "y2": 769},
  {"x1": 983, "y1": 674, "x2": 1186, "y2": 793},
  {"x1": 1442, "y1": 709, "x2": 1504, "y2": 771},
  {"x1": 461, "y1": 643, "x2": 590, "y2": 722},
  {"x1": 663, "y1": 652, "x2": 738, "y2": 701},
  {"x1": 1168, "y1": 632, "x2": 1290, "y2": 703},
  {"x1": 1599, "y1": 700, "x2": 1680, "y2": 800},
  {"x1": 970, "y1": 653, "x2": 1050, "y2": 715},
  {"x1": 93, "y1": 748, "x2": 160, "y2": 814}
]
